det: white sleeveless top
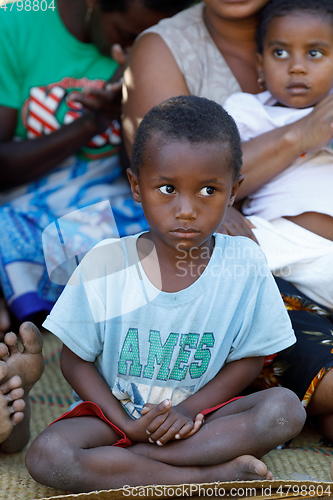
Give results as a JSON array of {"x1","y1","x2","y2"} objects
[{"x1": 141, "y1": 3, "x2": 241, "y2": 104}]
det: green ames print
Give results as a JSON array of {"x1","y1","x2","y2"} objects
[{"x1": 118, "y1": 329, "x2": 215, "y2": 380}]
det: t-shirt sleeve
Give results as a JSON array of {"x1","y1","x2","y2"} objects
[
  {"x1": 43, "y1": 265, "x2": 104, "y2": 362},
  {"x1": 0, "y1": 13, "x2": 22, "y2": 109},
  {"x1": 226, "y1": 256, "x2": 296, "y2": 363}
]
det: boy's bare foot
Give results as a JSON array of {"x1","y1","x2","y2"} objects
[
  {"x1": 208, "y1": 455, "x2": 273, "y2": 482},
  {"x1": 0, "y1": 322, "x2": 44, "y2": 453},
  {"x1": 0, "y1": 360, "x2": 25, "y2": 443},
  {"x1": 0, "y1": 298, "x2": 11, "y2": 341}
]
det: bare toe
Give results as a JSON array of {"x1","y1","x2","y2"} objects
[
  {"x1": 0, "y1": 360, "x2": 8, "y2": 380},
  {"x1": 11, "y1": 397, "x2": 25, "y2": 413},
  {"x1": 0, "y1": 375, "x2": 23, "y2": 395},
  {"x1": 11, "y1": 410, "x2": 24, "y2": 426},
  {"x1": 0, "y1": 343, "x2": 9, "y2": 361},
  {"x1": 4, "y1": 331, "x2": 19, "y2": 354},
  {"x1": 19, "y1": 322, "x2": 43, "y2": 354},
  {"x1": 6, "y1": 387, "x2": 25, "y2": 404},
  {"x1": 217, "y1": 455, "x2": 273, "y2": 482}
]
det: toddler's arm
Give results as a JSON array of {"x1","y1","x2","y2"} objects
[{"x1": 145, "y1": 356, "x2": 265, "y2": 446}]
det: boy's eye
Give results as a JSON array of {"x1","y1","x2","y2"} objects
[
  {"x1": 159, "y1": 185, "x2": 175, "y2": 194},
  {"x1": 273, "y1": 49, "x2": 288, "y2": 59},
  {"x1": 199, "y1": 186, "x2": 215, "y2": 196},
  {"x1": 309, "y1": 49, "x2": 323, "y2": 59}
]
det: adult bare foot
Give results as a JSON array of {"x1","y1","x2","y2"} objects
[
  {"x1": 0, "y1": 298, "x2": 11, "y2": 341},
  {"x1": 0, "y1": 360, "x2": 25, "y2": 444},
  {"x1": 0, "y1": 322, "x2": 44, "y2": 453}
]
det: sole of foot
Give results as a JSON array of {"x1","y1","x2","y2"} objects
[
  {"x1": 0, "y1": 322, "x2": 44, "y2": 391},
  {"x1": 0, "y1": 322, "x2": 44, "y2": 452}
]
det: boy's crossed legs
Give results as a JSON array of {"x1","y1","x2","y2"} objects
[{"x1": 26, "y1": 387, "x2": 305, "y2": 493}]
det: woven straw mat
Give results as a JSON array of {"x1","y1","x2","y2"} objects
[{"x1": 0, "y1": 332, "x2": 332, "y2": 500}]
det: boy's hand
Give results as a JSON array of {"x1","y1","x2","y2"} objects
[
  {"x1": 124, "y1": 399, "x2": 172, "y2": 442},
  {"x1": 142, "y1": 401, "x2": 204, "y2": 446}
]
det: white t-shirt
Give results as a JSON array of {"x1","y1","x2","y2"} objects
[
  {"x1": 224, "y1": 91, "x2": 333, "y2": 220},
  {"x1": 44, "y1": 232, "x2": 295, "y2": 419}
]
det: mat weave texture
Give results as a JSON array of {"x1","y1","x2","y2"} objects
[{"x1": 0, "y1": 332, "x2": 332, "y2": 500}]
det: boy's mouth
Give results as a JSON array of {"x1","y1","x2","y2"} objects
[{"x1": 171, "y1": 228, "x2": 200, "y2": 238}]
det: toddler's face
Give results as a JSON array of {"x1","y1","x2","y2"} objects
[
  {"x1": 257, "y1": 12, "x2": 333, "y2": 108},
  {"x1": 129, "y1": 135, "x2": 242, "y2": 255}
]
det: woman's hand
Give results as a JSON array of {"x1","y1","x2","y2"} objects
[
  {"x1": 68, "y1": 81, "x2": 123, "y2": 134},
  {"x1": 294, "y1": 93, "x2": 333, "y2": 154},
  {"x1": 217, "y1": 206, "x2": 258, "y2": 243}
]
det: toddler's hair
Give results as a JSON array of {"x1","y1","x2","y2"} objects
[
  {"x1": 256, "y1": 0, "x2": 333, "y2": 54},
  {"x1": 131, "y1": 95, "x2": 242, "y2": 180},
  {"x1": 99, "y1": 0, "x2": 194, "y2": 15}
]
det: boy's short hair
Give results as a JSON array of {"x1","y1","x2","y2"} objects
[
  {"x1": 131, "y1": 95, "x2": 243, "y2": 180},
  {"x1": 99, "y1": 0, "x2": 194, "y2": 15},
  {"x1": 256, "y1": 0, "x2": 333, "y2": 54}
]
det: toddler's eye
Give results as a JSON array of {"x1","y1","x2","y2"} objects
[
  {"x1": 274, "y1": 49, "x2": 288, "y2": 59},
  {"x1": 309, "y1": 49, "x2": 323, "y2": 59},
  {"x1": 159, "y1": 185, "x2": 175, "y2": 194},
  {"x1": 200, "y1": 187, "x2": 215, "y2": 196}
]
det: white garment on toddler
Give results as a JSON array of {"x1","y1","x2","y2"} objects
[
  {"x1": 224, "y1": 91, "x2": 333, "y2": 221},
  {"x1": 248, "y1": 216, "x2": 333, "y2": 309}
]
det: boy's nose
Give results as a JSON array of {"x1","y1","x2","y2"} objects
[{"x1": 175, "y1": 196, "x2": 197, "y2": 219}]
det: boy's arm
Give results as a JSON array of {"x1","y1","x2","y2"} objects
[
  {"x1": 145, "y1": 356, "x2": 264, "y2": 446},
  {"x1": 60, "y1": 345, "x2": 173, "y2": 443}
]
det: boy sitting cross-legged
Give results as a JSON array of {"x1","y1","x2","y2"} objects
[{"x1": 26, "y1": 96, "x2": 305, "y2": 493}]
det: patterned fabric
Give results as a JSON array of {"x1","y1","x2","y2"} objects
[
  {"x1": 0, "y1": 3, "x2": 148, "y2": 321},
  {"x1": 0, "y1": 156, "x2": 148, "y2": 322},
  {"x1": 253, "y1": 277, "x2": 333, "y2": 407},
  {"x1": 141, "y1": 3, "x2": 242, "y2": 105}
]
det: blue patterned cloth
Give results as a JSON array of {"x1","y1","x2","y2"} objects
[{"x1": 0, "y1": 154, "x2": 148, "y2": 321}]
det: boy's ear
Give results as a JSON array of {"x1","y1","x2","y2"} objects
[
  {"x1": 255, "y1": 53, "x2": 265, "y2": 89},
  {"x1": 126, "y1": 168, "x2": 141, "y2": 203},
  {"x1": 228, "y1": 174, "x2": 244, "y2": 207}
]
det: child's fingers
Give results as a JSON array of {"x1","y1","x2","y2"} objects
[
  {"x1": 141, "y1": 403, "x2": 155, "y2": 415},
  {"x1": 144, "y1": 399, "x2": 171, "y2": 435},
  {"x1": 153, "y1": 418, "x2": 194, "y2": 446},
  {"x1": 176, "y1": 416, "x2": 204, "y2": 439}
]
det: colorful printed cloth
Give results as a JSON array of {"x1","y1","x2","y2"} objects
[
  {"x1": 253, "y1": 277, "x2": 333, "y2": 407},
  {"x1": 0, "y1": 155, "x2": 148, "y2": 322}
]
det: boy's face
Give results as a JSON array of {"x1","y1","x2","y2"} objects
[
  {"x1": 257, "y1": 12, "x2": 333, "y2": 108},
  {"x1": 128, "y1": 135, "x2": 243, "y2": 254}
]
